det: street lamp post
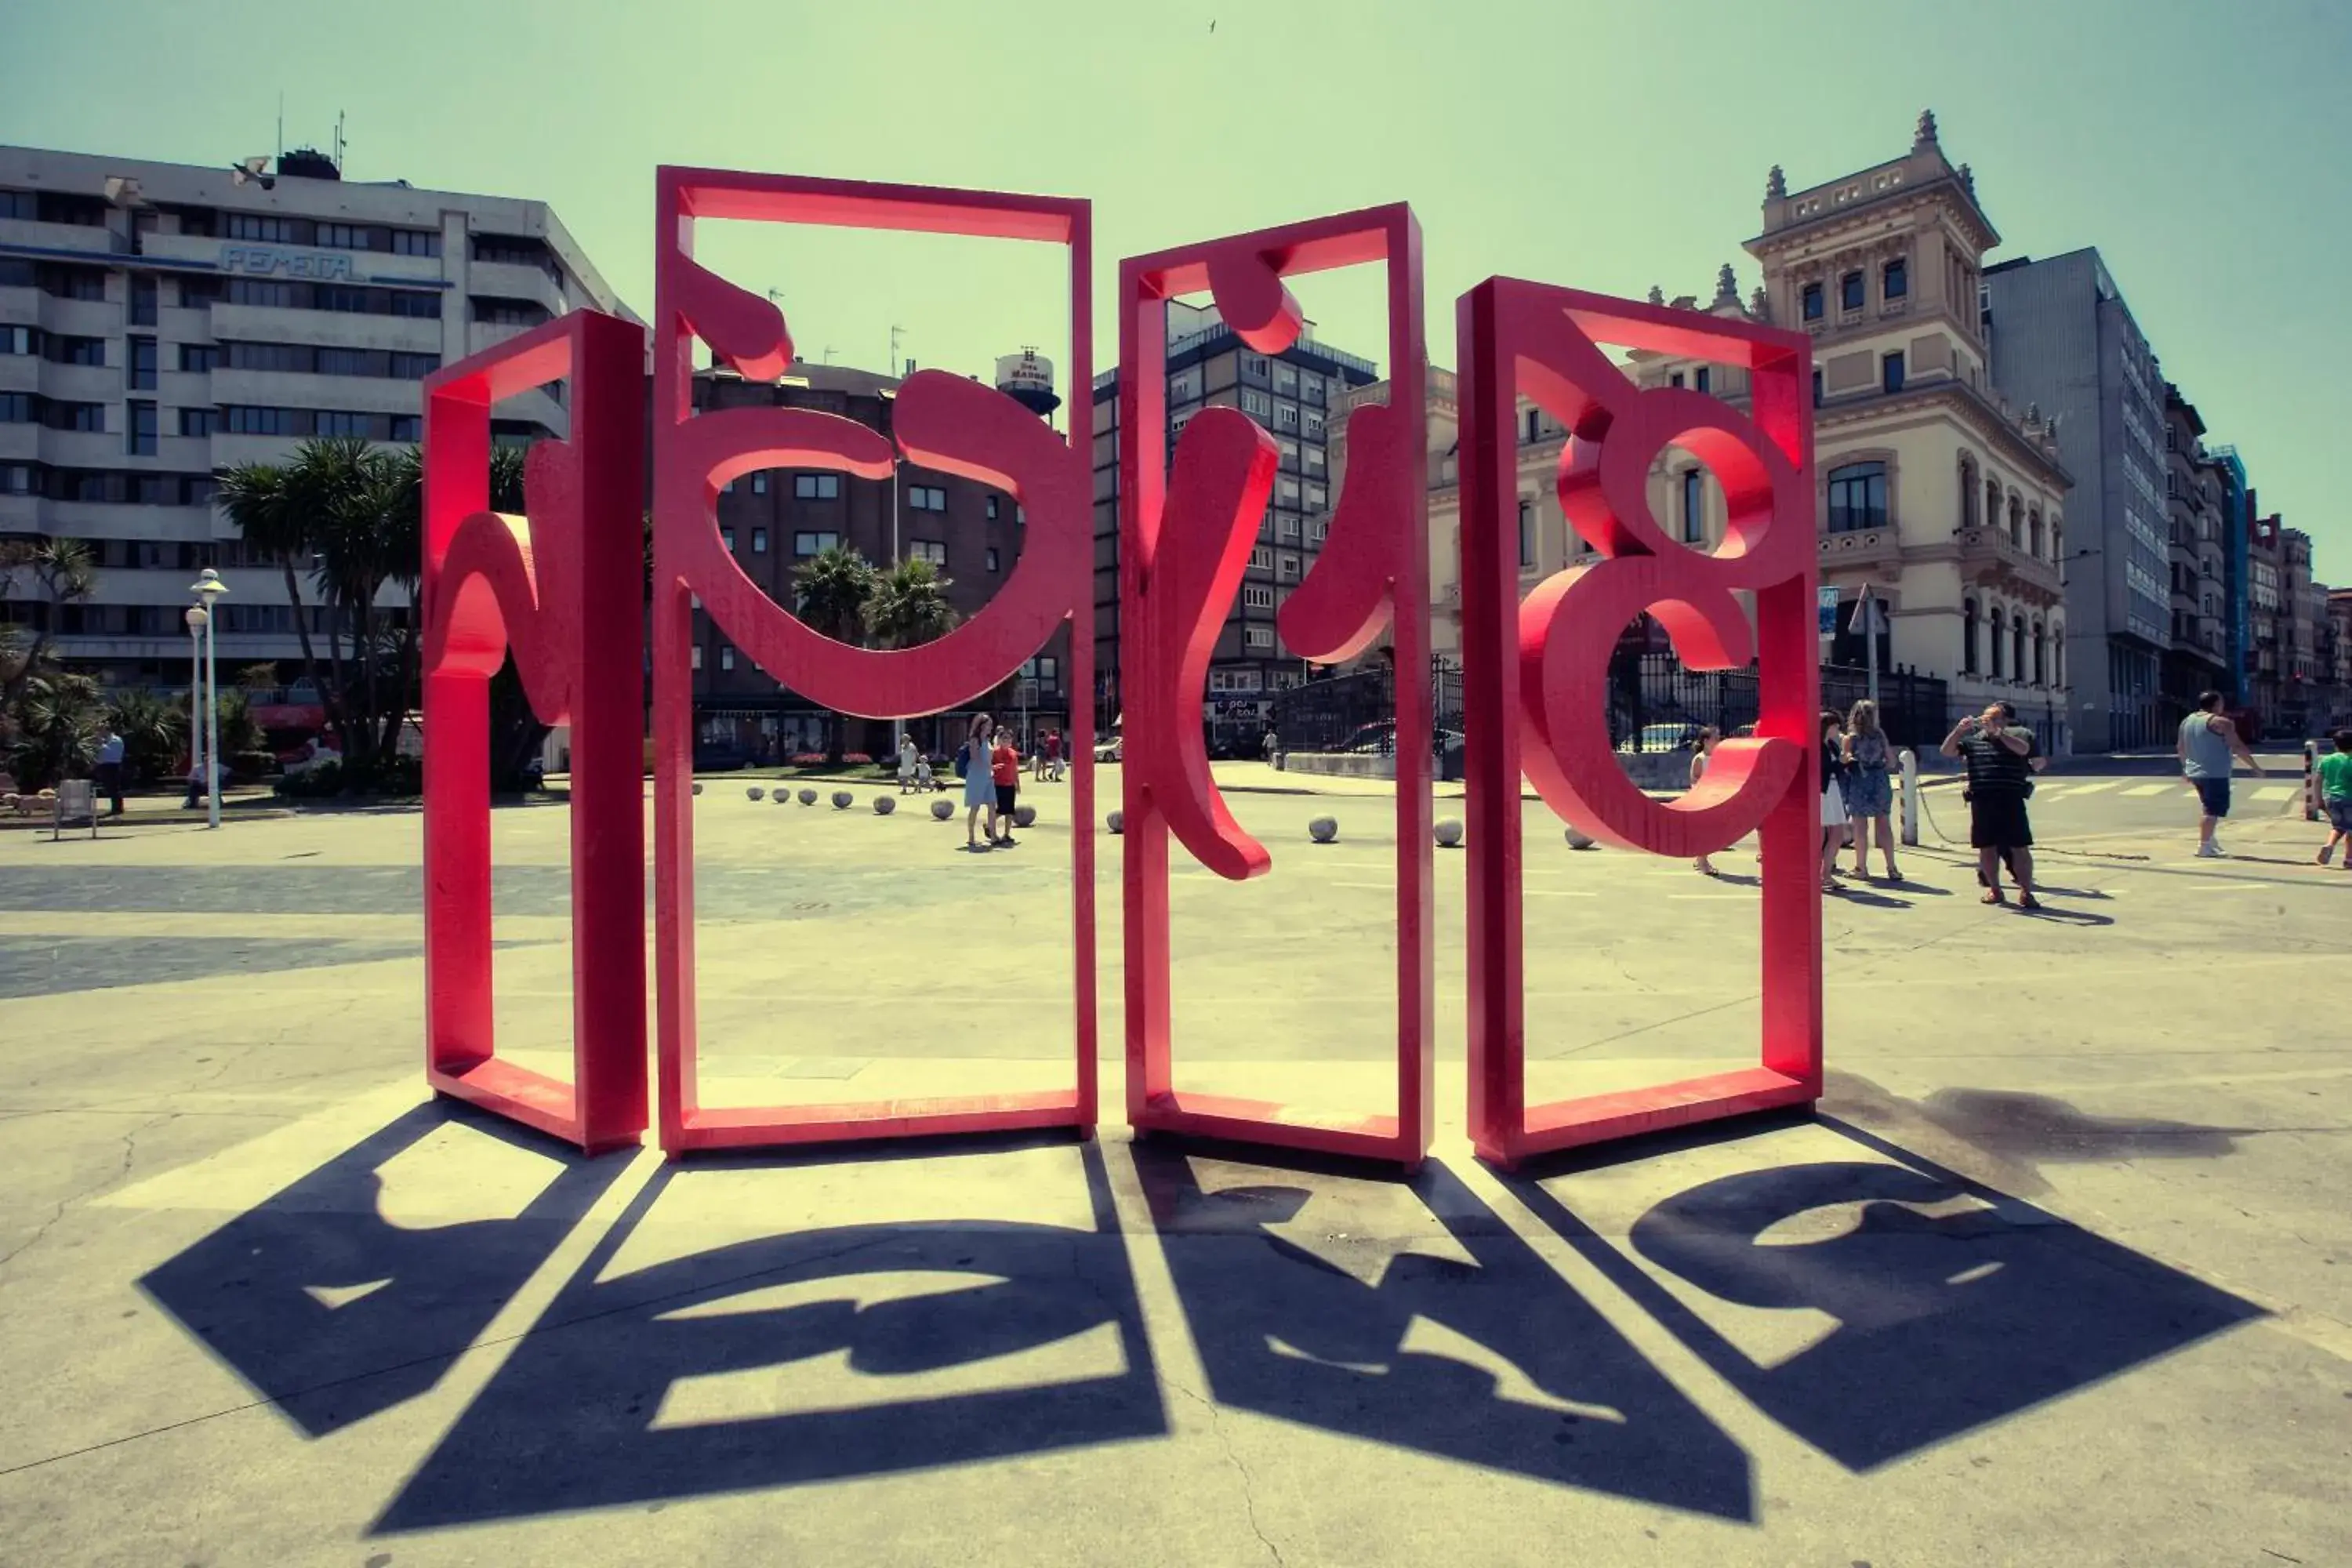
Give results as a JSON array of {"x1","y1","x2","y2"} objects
[
  {"x1": 184, "y1": 607, "x2": 206, "y2": 814},
  {"x1": 188, "y1": 569, "x2": 229, "y2": 829}
]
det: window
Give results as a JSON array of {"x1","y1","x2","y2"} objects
[
  {"x1": 315, "y1": 347, "x2": 382, "y2": 377},
  {"x1": 909, "y1": 539, "x2": 946, "y2": 565},
  {"x1": 223, "y1": 405, "x2": 302, "y2": 435},
  {"x1": 47, "y1": 334, "x2": 105, "y2": 366},
  {"x1": 750, "y1": 472, "x2": 767, "y2": 495},
  {"x1": 1242, "y1": 354, "x2": 1269, "y2": 381},
  {"x1": 1840, "y1": 271, "x2": 1864, "y2": 312},
  {"x1": 1243, "y1": 585, "x2": 1274, "y2": 609},
  {"x1": 130, "y1": 275, "x2": 158, "y2": 325},
  {"x1": 315, "y1": 411, "x2": 373, "y2": 438},
  {"x1": 2013, "y1": 618, "x2": 2026, "y2": 679},
  {"x1": 1277, "y1": 554, "x2": 1301, "y2": 580},
  {"x1": 0, "y1": 392, "x2": 34, "y2": 423},
  {"x1": 721, "y1": 527, "x2": 736, "y2": 554},
  {"x1": 751, "y1": 527, "x2": 768, "y2": 554},
  {"x1": 128, "y1": 401, "x2": 157, "y2": 456},
  {"x1": 38, "y1": 264, "x2": 106, "y2": 300},
  {"x1": 178, "y1": 275, "x2": 222, "y2": 307},
  {"x1": 1304, "y1": 410, "x2": 1324, "y2": 437},
  {"x1": 1245, "y1": 626, "x2": 1273, "y2": 649},
  {"x1": 1518, "y1": 499, "x2": 1535, "y2": 567},
  {"x1": 1883, "y1": 256, "x2": 1907, "y2": 299},
  {"x1": 180, "y1": 408, "x2": 216, "y2": 437},
  {"x1": 1693, "y1": 367, "x2": 1711, "y2": 394},
  {"x1": 793, "y1": 473, "x2": 841, "y2": 500},
  {"x1": 1310, "y1": 519, "x2": 1328, "y2": 544},
  {"x1": 225, "y1": 213, "x2": 303, "y2": 243},
  {"x1": 1989, "y1": 608, "x2": 2005, "y2": 678},
  {"x1": 907, "y1": 485, "x2": 947, "y2": 511},
  {"x1": 1962, "y1": 598, "x2": 1979, "y2": 673},
  {"x1": 471, "y1": 297, "x2": 548, "y2": 328},
  {"x1": 1526, "y1": 408, "x2": 1543, "y2": 442},
  {"x1": 1825, "y1": 461, "x2": 1888, "y2": 533},
  {"x1": 392, "y1": 229, "x2": 441, "y2": 257},
  {"x1": 45, "y1": 400, "x2": 105, "y2": 432},
  {"x1": 0, "y1": 325, "x2": 31, "y2": 356},
  {"x1": 1881, "y1": 352, "x2": 1905, "y2": 394},
  {"x1": 1250, "y1": 546, "x2": 1274, "y2": 571},
  {"x1": 1958, "y1": 456, "x2": 1979, "y2": 528},
  {"x1": 985, "y1": 547, "x2": 1000, "y2": 572},
  {"x1": 390, "y1": 415, "x2": 421, "y2": 442},
  {"x1": 1681, "y1": 470, "x2": 1705, "y2": 544},
  {"x1": 1240, "y1": 389, "x2": 1271, "y2": 418},
  {"x1": 985, "y1": 495, "x2": 1000, "y2": 521},
  {"x1": 1802, "y1": 281, "x2": 1824, "y2": 321},
  {"x1": 316, "y1": 223, "x2": 375, "y2": 251},
  {"x1": 1275, "y1": 403, "x2": 1299, "y2": 430},
  {"x1": 793, "y1": 530, "x2": 839, "y2": 556},
  {"x1": 691, "y1": 645, "x2": 703, "y2": 670},
  {"x1": 2028, "y1": 509, "x2": 2044, "y2": 557},
  {"x1": 179, "y1": 343, "x2": 216, "y2": 374},
  {"x1": 390, "y1": 351, "x2": 440, "y2": 379},
  {"x1": 1670, "y1": 372, "x2": 1685, "y2": 390},
  {"x1": 720, "y1": 646, "x2": 735, "y2": 671}
]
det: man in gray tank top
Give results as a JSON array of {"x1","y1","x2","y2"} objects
[{"x1": 2178, "y1": 690, "x2": 2263, "y2": 858}]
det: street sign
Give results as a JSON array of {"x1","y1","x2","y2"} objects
[{"x1": 1848, "y1": 592, "x2": 1887, "y2": 637}]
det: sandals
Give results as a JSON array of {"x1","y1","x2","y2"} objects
[
  {"x1": 1981, "y1": 888, "x2": 2005, "y2": 906},
  {"x1": 2018, "y1": 892, "x2": 2042, "y2": 911}
]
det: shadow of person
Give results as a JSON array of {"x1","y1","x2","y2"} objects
[
  {"x1": 375, "y1": 1146, "x2": 1163, "y2": 1533},
  {"x1": 137, "y1": 1102, "x2": 627, "y2": 1438},
  {"x1": 1514, "y1": 1157, "x2": 2260, "y2": 1472},
  {"x1": 1129, "y1": 1146, "x2": 1751, "y2": 1519}
]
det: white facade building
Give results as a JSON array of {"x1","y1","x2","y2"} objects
[{"x1": 0, "y1": 143, "x2": 625, "y2": 687}]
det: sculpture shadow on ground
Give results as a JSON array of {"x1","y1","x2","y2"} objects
[
  {"x1": 136, "y1": 1100, "x2": 629, "y2": 1438},
  {"x1": 1127, "y1": 1143, "x2": 1753, "y2": 1520},
  {"x1": 373, "y1": 1138, "x2": 1165, "y2": 1533},
  {"x1": 1501, "y1": 1120, "x2": 2265, "y2": 1473}
]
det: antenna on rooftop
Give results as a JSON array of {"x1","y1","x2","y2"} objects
[
  {"x1": 275, "y1": 92, "x2": 284, "y2": 168},
  {"x1": 333, "y1": 110, "x2": 346, "y2": 172}
]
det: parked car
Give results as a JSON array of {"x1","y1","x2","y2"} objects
[
  {"x1": 1616, "y1": 723, "x2": 1700, "y2": 755},
  {"x1": 1095, "y1": 735, "x2": 1123, "y2": 763}
]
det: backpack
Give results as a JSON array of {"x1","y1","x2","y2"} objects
[{"x1": 953, "y1": 742, "x2": 971, "y2": 779}]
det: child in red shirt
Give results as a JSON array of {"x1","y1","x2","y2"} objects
[{"x1": 990, "y1": 730, "x2": 1021, "y2": 846}]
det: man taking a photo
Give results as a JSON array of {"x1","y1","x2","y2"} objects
[{"x1": 1943, "y1": 702, "x2": 2039, "y2": 909}]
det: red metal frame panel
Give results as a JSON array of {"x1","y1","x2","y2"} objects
[
  {"x1": 1457, "y1": 280, "x2": 1822, "y2": 1170},
  {"x1": 1119, "y1": 206, "x2": 1432, "y2": 1167},
  {"x1": 420, "y1": 309, "x2": 649, "y2": 1153},
  {"x1": 648, "y1": 168, "x2": 1097, "y2": 1156}
]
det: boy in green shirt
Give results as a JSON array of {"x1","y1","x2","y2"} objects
[{"x1": 2318, "y1": 731, "x2": 2352, "y2": 868}]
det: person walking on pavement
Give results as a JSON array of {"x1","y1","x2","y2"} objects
[
  {"x1": 1819, "y1": 711, "x2": 1851, "y2": 895},
  {"x1": 898, "y1": 735, "x2": 921, "y2": 795},
  {"x1": 960, "y1": 713, "x2": 996, "y2": 851},
  {"x1": 1690, "y1": 726, "x2": 1722, "y2": 877},
  {"x1": 989, "y1": 727, "x2": 1022, "y2": 847},
  {"x1": 2179, "y1": 690, "x2": 2263, "y2": 858},
  {"x1": 2315, "y1": 729, "x2": 2352, "y2": 869},
  {"x1": 93, "y1": 725, "x2": 125, "y2": 816},
  {"x1": 1944, "y1": 702, "x2": 2039, "y2": 909},
  {"x1": 1841, "y1": 699, "x2": 1900, "y2": 882}
]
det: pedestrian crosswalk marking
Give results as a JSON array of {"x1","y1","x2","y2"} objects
[
  {"x1": 2060, "y1": 779, "x2": 2125, "y2": 796},
  {"x1": 2252, "y1": 785, "x2": 2295, "y2": 803},
  {"x1": 2122, "y1": 783, "x2": 2171, "y2": 797}
]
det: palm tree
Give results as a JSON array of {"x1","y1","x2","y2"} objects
[
  {"x1": 862, "y1": 557, "x2": 959, "y2": 649},
  {"x1": 216, "y1": 458, "x2": 339, "y2": 751},
  {"x1": 106, "y1": 688, "x2": 187, "y2": 785},
  {"x1": 9, "y1": 670, "x2": 101, "y2": 788},
  {"x1": 792, "y1": 545, "x2": 879, "y2": 645},
  {"x1": 0, "y1": 538, "x2": 96, "y2": 726}
]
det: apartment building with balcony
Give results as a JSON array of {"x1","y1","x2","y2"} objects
[
  {"x1": 2158, "y1": 384, "x2": 2231, "y2": 721},
  {"x1": 1090, "y1": 301, "x2": 1378, "y2": 746},
  {"x1": 1983, "y1": 246, "x2": 2178, "y2": 750},
  {"x1": 0, "y1": 142, "x2": 622, "y2": 690}
]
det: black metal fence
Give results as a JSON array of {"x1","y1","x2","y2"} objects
[{"x1": 1268, "y1": 652, "x2": 1953, "y2": 758}]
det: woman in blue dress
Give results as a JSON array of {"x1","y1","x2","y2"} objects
[
  {"x1": 1841, "y1": 699, "x2": 1900, "y2": 882},
  {"x1": 960, "y1": 712, "x2": 996, "y2": 851}
]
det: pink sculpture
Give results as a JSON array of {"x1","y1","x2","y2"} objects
[
  {"x1": 1457, "y1": 281, "x2": 1822, "y2": 1168},
  {"x1": 420, "y1": 310, "x2": 648, "y2": 1153},
  {"x1": 1119, "y1": 206, "x2": 1433, "y2": 1167},
  {"x1": 648, "y1": 169, "x2": 1097, "y2": 1155}
]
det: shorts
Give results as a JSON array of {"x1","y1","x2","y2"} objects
[
  {"x1": 2326, "y1": 796, "x2": 2352, "y2": 833},
  {"x1": 2190, "y1": 776, "x2": 2230, "y2": 818},
  {"x1": 1969, "y1": 790, "x2": 2033, "y2": 851},
  {"x1": 994, "y1": 782, "x2": 1018, "y2": 814},
  {"x1": 1820, "y1": 778, "x2": 1848, "y2": 827}
]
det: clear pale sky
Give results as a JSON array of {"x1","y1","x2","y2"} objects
[{"x1": 6, "y1": 0, "x2": 2347, "y2": 577}]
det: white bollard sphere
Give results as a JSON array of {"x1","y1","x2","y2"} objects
[
  {"x1": 831, "y1": 790, "x2": 854, "y2": 810},
  {"x1": 775, "y1": 790, "x2": 790, "y2": 804},
  {"x1": 931, "y1": 798, "x2": 955, "y2": 820},
  {"x1": 1014, "y1": 804, "x2": 1036, "y2": 828},
  {"x1": 747, "y1": 786, "x2": 765, "y2": 801},
  {"x1": 873, "y1": 795, "x2": 896, "y2": 815},
  {"x1": 1106, "y1": 810, "x2": 1124, "y2": 834},
  {"x1": 691, "y1": 782, "x2": 703, "y2": 797},
  {"x1": 1308, "y1": 816, "x2": 1338, "y2": 844},
  {"x1": 1565, "y1": 826, "x2": 1597, "y2": 850},
  {"x1": 1434, "y1": 818, "x2": 1464, "y2": 848},
  {"x1": 798, "y1": 788, "x2": 818, "y2": 806}
]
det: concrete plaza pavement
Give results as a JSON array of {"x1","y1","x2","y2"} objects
[{"x1": 0, "y1": 770, "x2": 2347, "y2": 1565}]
